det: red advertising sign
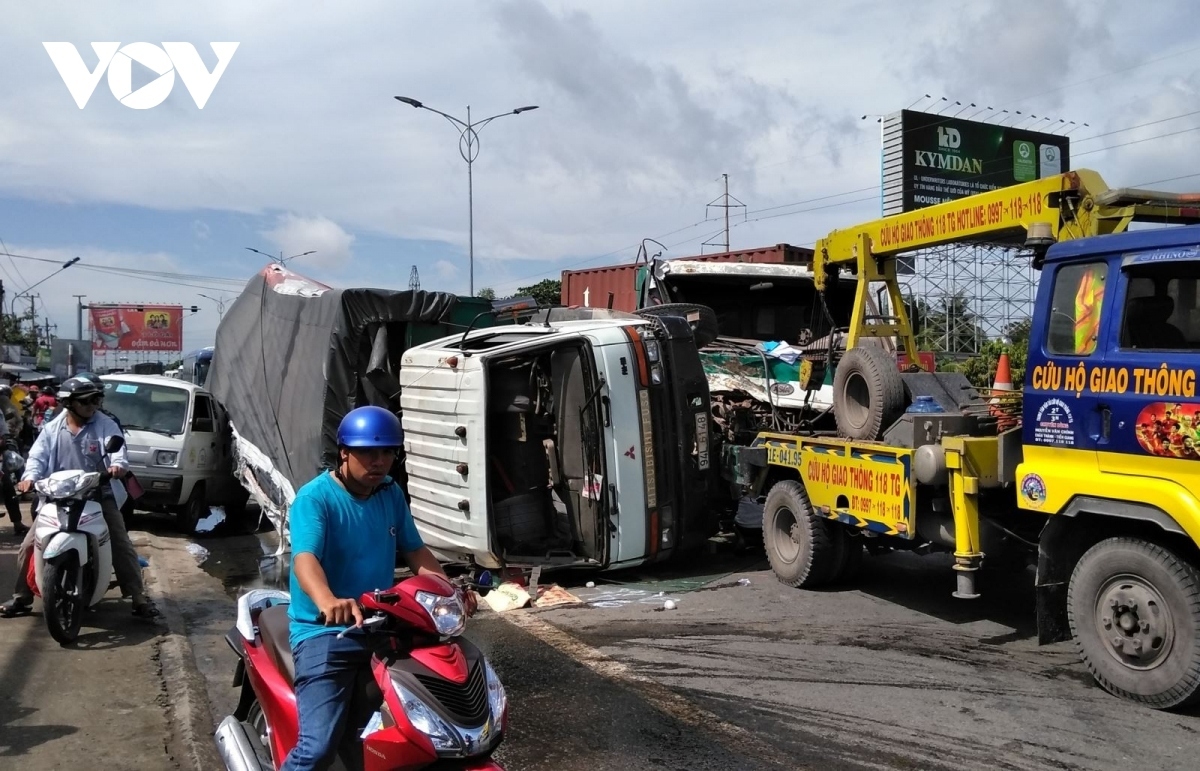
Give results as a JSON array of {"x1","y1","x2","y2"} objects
[{"x1": 90, "y1": 305, "x2": 183, "y2": 352}]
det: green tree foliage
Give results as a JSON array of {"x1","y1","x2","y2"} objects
[
  {"x1": 477, "y1": 287, "x2": 496, "y2": 300},
  {"x1": 0, "y1": 311, "x2": 40, "y2": 355},
  {"x1": 516, "y1": 279, "x2": 562, "y2": 306},
  {"x1": 956, "y1": 319, "x2": 1030, "y2": 389}
]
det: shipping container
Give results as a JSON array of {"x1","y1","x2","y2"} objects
[{"x1": 560, "y1": 243, "x2": 813, "y2": 311}]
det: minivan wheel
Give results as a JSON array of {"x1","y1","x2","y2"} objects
[{"x1": 177, "y1": 483, "x2": 207, "y2": 535}]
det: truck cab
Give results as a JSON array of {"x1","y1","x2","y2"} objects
[{"x1": 399, "y1": 312, "x2": 714, "y2": 572}]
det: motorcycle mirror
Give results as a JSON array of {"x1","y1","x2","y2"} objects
[{"x1": 104, "y1": 435, "x2": 125, "y2": 453}]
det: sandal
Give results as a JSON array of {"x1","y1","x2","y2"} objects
[
  {"x1": 0, "y1": 599, "x2": 32, "y2": 618},
  {"x1": 131, "y1": 600, "x2": 161, "y2": 619}
]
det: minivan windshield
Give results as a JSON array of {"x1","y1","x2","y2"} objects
[{"x1": 102, "y1": 380, "x2": 189, "y2": 436}]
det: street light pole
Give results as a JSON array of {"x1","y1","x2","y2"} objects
[
  {"x1": 74, "y1": 294, "x2": 86, "y2": 340},
  {"x1": 244, "y1": 247, "x2": 317, "y2": 265},
  {"x1": 198, "y1": 293, "x2": 229, "y2": 321},
  {"x1": 394, "y1": 96, "x2": 539, "y2": 296}
]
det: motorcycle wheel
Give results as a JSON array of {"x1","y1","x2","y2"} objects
[
  {"x1": 246, "y1": 698, "x2": 273, "y2": 765},
  {"x1": 43, "y1": 552, "x2": 83, "y2": 645}
]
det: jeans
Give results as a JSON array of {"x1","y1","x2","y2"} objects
[
  {"x1": 281, "y1": 631, "x2": 373, "y2": 771},
  {"x1": 11, "y1": 487, "x2": 145, "y2": 605}
]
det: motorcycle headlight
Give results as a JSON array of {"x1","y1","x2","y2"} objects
[
  {"x1": 484, "y1": 660, "x2": 507, "y2": 729},
  {"x1": 394, "y1": 683, "x2": 461, "y2": 753},
  {"x1": 415, "y1": 590, "x2": 466, "y2": 638},
  {"x1": 35, "y1": 472, "x2": 100, "y2": 498}
]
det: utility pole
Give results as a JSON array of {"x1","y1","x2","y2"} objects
[
  {"x1": 74, "y1": 295, "x2": 87, "y2": 340},
  {"x1": 27, "y1": 294, "x2": 37, "y2": 345},
  {"x1": 703, "y1": 173, "x2": 746, "y2": 254},
  {"x1": 409, "y1": 265, "x2": 421, "y2": 291}
]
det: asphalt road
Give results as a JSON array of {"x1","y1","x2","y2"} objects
[
  {"x1": 187, "y1": 527, "x2": 1200, "y2": 771},
  {"x1": 10, "y1": 504, "x2": 1196, "y2": 771}
]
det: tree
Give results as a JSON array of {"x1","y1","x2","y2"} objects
[
  {"x1": 957, "y1": 318, "x2": 1031, "y2": 389},
  {"x1": 477, "y1": 287, "x2": 496, "y2": 300},
  {"x1": 0, "y1": 310, "x2": 40, "y2": 357},
  {"x1": 516, "y1": 279, "x2": 562, "y2": 306}
]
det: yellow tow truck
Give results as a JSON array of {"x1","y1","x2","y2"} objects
[{"x1": 726, "y1": 169, "x2": 1200, "y2": 707}]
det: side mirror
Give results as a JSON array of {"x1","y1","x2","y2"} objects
[{"x1": 104, "y1": 435, "x2": 125, "y2": 453}]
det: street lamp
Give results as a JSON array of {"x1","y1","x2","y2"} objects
[
  {"x1": 394, "y1": 96, "x2": 539, "y2": 296},
  {"x1": 11, "y1": 256, "x2": 80, "y2": 315},
  {"x1": 198, "y1": 293, "x2": 230, "y2": 321},
  {"x1": 244, "y1": 247, "x2": 317, "y2": 265}
]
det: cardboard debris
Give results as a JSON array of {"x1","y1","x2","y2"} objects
[
  {"x1": 483, "y1": 582, "x2": 531, "y2": 613},
  {"x1": 533, "y1": 584, "x2": 582, "y2": 609}
]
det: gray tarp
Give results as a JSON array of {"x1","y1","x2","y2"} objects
[{"x1": 206, "y1": 265, "x2": 457, "y2": 524}]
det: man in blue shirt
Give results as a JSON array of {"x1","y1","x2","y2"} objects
[{"x1": 282, "y1": 406, "x2": 447, "y2": 771}]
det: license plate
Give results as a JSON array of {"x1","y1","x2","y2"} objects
[{"x1": 695, "y1": 412, "x2": 710, "y2": 470}]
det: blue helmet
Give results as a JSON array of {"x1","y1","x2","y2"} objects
[{"x1": 337, "y1": 406, "x2": 404, "y2": 448}]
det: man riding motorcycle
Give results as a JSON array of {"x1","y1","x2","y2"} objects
[
  {"x1": 0, "y1": 376, "x2": 159, "y2": 619},
  {"x1": 282, "y1": 405, "x2": 448, "y2": 770}
]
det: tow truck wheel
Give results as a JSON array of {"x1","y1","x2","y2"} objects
[
  {"x1": 1068, "y1": 537, "x2": 1200, "y2": 709},
  {"x1": 833, "y1": 347, "x2": 905, "y2": 441},
  {"x1": 763, "y1": 480, "x2": 837, "y2": 588}
]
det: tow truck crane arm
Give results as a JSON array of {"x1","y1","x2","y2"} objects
[{"x1": 812, "y1": 169, "x2": 1200, "y2": 367}]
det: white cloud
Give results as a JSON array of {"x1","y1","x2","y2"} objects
[
  {"x1": 0, "y1": 0, "x2": 1197, "y2": 279},
  {"x1": 261, "y1": 213, "x2": 354, "y2": 269},
  {"x1": 434, "y1": 260, "x2": 459, "y2": 281}
]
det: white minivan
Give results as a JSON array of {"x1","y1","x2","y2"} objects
[{"x1": 101, "y1": 374, "x2": 244, "y2": 533}]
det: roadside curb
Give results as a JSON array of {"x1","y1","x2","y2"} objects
[{"x1": 140, "y1": 533, "x2": 224, "y2": 771}]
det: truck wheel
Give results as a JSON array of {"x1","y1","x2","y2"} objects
[
  {"x1": 636, "y1": 303, "x2": 720, "y2": 348},
  {"x1": 1067, "y1": 537, "x2": 1200, "y2": 709},
  {"x1": 763, "y1": 480, "x2": 837, "y2": 588},
  {"x1": 833, "y1": 347, "x2": 905, "y2": 440},
  {"x1": 177, "y1": 483, "x2": 207, "y2": 535}
]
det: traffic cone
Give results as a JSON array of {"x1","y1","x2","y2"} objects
[
  {"x1": 992, "y1": 352, "x2": 1013, "y2": 392},
  {"x1": 990, "y1": 352, "x2": 1017, "y2": 429}
]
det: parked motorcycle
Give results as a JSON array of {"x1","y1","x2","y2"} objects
[
  {"x1": 215, "y1": 572, "x2": 507, "y2": 770},
  {"x1": 30, "y1": 435, "x2": 124, "y2": 644}
]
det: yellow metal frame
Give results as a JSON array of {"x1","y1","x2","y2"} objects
[{"x1": 811, "y1": 169, "x2": 1200, "y2": 369}]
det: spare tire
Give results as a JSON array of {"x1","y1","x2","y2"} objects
[
  {"x1": 636, "y1": 303, "x2": 719, "y2": 348},
  {"x1": 833, "y1": 346, "x2": 905, "y2": 440}
]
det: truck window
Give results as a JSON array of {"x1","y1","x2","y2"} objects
[
  {"x1": 192, "y1": 394, "x2": 215, "y2": 432},
  {"x1": 1047, "y1": 262, "x2": 1107, "y2": 356},
  {"x1": 1120, "y1": 261, "x2": 1200, "y2": 350}
]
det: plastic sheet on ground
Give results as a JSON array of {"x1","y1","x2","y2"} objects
[
  {"x1": 194, "y1": 507, "x2": 226, "y2": 534},
  {"x1": 186, "y1": 542, "x2": 210, "y2": 565},
  {"x1": 482, "y1": 582, "x2": 530, "y2": 613}
]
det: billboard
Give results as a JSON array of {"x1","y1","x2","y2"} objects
[
  {"x1": 882, "y1": 110, "x2": 1070, "y2": 215},
  {"x1": 90, "y1": 304, "x2": 183, "y2": 352}
]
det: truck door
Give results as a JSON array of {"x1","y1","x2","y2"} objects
[
  {"x1": 1098, "y1": 250, "x2": 1200, "y2": 477},
  {"x1": 1023, "y1": 258, "x2": 1111, "y2": 506}
]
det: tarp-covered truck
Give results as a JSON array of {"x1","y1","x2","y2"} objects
[
  {"x1": 724, "y1": 169, "x2": 1200, "y2": 708},
  {"x1": 206, "y1": 265, "x2": 494, "y2": 541}
]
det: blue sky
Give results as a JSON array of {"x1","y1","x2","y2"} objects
[{"x1": 2, "y1": 1, "x2": 1199, "y2": 356}]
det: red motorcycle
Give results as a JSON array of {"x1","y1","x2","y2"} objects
[{"x1": 214, "y1": 573, "x2": 506, "y2": 770}]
